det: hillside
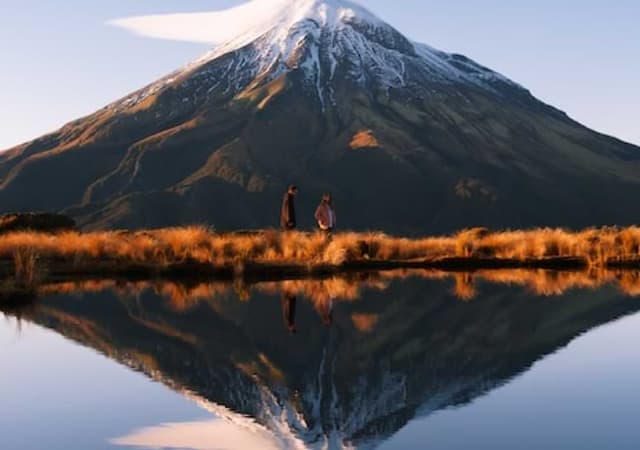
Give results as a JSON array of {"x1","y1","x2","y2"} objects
[{"x1": 2, "y1": 0, "x2": 639, "y2": 233}]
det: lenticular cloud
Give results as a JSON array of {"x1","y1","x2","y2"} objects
[{"x1": 108, "y1": 0, "x2": 298, "y2": 44}]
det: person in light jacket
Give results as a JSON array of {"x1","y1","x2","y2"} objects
[
  {"x1": 280, "y1": 185, "x2": 298, "y2": 230},
  {"x1": 314, "y1": 193, "x2": 336, "y2": 234}
]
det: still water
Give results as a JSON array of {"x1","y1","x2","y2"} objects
[{"x1": 2, "y1": 270, "x2": 640, "y2": 450}]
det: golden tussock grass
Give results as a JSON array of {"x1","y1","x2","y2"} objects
[
  {"x1": 5, "y1": 225, "x2": 640, "y2": 318},
  {"x1": 2, "y1": 226, "x2": 640, "y2": 282},
  {"x1": 13, "y1": 247, "x2": 42, "y2": 288}
]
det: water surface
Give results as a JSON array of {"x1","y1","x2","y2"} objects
[{"x1": 2, "y1": 270, "x2": 640, "y2": 449}]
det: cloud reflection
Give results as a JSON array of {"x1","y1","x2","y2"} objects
[{"x1": 112, "y1": 418, "x2": 280, "y2": 450}]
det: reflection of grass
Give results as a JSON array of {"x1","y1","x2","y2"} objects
[
  {"x1": 0, "y1": 227, "x2": 640, "y2": 281},
  {"x1": 20, "y1": 266, "x2": 640, "y2": 312},
  {"x1": 5, "y1": 267, "x2": 640, "y2": 329}
]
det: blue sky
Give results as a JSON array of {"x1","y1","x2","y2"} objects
[{"x1": 1, "y1": 0, "x2": 638, "y2": 150}]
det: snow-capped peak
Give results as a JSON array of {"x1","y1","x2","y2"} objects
[
  {"x1": 203, "y1": 0, "x2": 385, "y2": 61},
  {"x1": 112, "y1": 0, "x2": 522, "y2": 111}
]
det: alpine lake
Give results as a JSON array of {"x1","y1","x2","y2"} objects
[{"x1": 3, "y1": 268, "x2": 640, "y2": 450}]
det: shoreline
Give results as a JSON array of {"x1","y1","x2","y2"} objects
[
  {"x1": 0, "y1": 255, "x2": 593, "y2": 282},
  {"x1": 2, "y1": 226, "x2": 640, "y2": 303}
]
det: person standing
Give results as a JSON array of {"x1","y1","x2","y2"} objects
[
  {"x1": 314, "y1": 193, "x2": 336, "y2": 234},
  {"x1": 281, "y1": 185, "x2": 298, "y2": 230}
]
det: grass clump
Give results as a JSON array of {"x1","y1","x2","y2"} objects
[{"x1": 13, "y1": 247, "x2": 44, "y2": 290}]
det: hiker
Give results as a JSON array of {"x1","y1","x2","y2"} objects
[
  {"x1": 281, "y1": 293, "x2": 297, "y2": 334},
  {"x1": 281, "y1": 185, "x2": 298, "y2": 230},
  {"x1": 314, "y1": 193, "x2": 336, "y2": 234}
]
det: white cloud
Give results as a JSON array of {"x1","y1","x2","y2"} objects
[{"x1": 107, "y1": 0, "x2": 292, "y2": 45}]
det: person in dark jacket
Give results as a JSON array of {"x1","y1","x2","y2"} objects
[
  {"x1": 281, "y1": 293, "x2": 297, "y2": 334},
  {"x1": 281, "y1": 185, "x2": 298, "y2": 230},
  {"x1": 314, "y1": 193, "x2": 336, "y2": 234}
]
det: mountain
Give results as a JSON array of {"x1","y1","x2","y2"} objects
[
  {"x1": 2, "y1": 0, "x2": 639, "y2": 233},
  {"x1": 16, "y1": 276, "x2": 640, "y2": 449}
]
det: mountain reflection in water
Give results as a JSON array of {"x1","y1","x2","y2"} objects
[{"x1": 6, "y1": 269, "x2": 640, "y2": 449}]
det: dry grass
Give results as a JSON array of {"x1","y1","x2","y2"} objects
[
  {"x1": 0, "y1": 226, "x2": 640, "y2": 275},
  {"x1": 13, "y1": 247, "x2": 40, "y2": 286},
  {"x1": 19, "y1": 267, "x2": 640, "y2": 317},
  {"x1": 4, "y1": 247, "x2": 46, "y2": 297}
]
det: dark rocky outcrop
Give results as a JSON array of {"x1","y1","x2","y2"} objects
[{"x1": 0, "y1": 212, "x2": 76, "y2": 234}]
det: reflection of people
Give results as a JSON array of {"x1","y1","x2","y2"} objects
[
  {"x1": 280, "y1": 185, "x2": 298, "y2": 231},
  {"x1": 318, "y1": 298, "x2": 334, "y2": 327},
  {"x1": 314, "y1": 193, "x2": 336, "y2": 234},
  {"x1": 281, "y1": 293, "x2": 297, "y2": 334}
]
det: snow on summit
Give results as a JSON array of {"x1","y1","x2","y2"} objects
[{"x1": 109, "y1": 0, "x2": 521, "y2": 109}]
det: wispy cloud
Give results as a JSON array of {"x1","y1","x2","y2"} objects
[{"x1": 107, "y1": 0, "x2": 290, "y2": 45}]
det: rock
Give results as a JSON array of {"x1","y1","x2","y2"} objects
[{"x1": 0, "y1": 213, "x2": 76, "y2": 234}]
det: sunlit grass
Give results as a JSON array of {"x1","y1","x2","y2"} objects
[{"x1": 1, "y1": 226, "x2": 640, "y2": 275}]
